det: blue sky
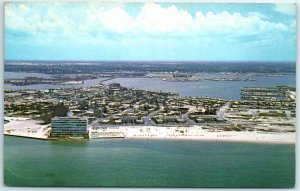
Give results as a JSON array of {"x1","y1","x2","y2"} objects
[{"x1": 4, "y1": 2, "x2": 296, "y2": 61}]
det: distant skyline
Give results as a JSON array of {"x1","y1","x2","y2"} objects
[{"x1": 4, "y1": 2, "x2": 296, "y2": 61}]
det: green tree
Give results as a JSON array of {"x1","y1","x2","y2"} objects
[{"x1": 52, "y1": 103, "x2": 69, "y2": 117}]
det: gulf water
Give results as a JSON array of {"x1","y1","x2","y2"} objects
[{"x1": 4, "y1": 136, "x2": 295, "y2": 187}]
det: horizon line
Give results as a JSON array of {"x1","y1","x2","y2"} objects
[{"x1": 4, "y1": 59, "x2": 296, "y2": 63}]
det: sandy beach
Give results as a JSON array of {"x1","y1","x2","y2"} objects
[
  {"x1": 4, "y1": 117, "x2": 50, "y2": 139},
  {"x1": 3, "y1": 117, "x2": 295, "y2": 143},
  {"x1": 92, "y1": 126, "x2": 296, "y2": 144}
]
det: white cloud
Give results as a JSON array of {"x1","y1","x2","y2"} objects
[
  {"x1": 274, "y1": 4, "x2": 296, "y2": 15},
  {"x1": 5, "y1": 2, "x2": 292, "y2": 44},
  {"x1": 136, "y1": 3, "x2": 193, "y2": 34},
  {"x1": 83, "y1": 2, "x2": 290, "y2": 37},
  {"x1": 5, "y1": 3, "x2": 74, "y2": 36},
  {"x1": 193, "y1": 11, "x2": 288, "y2": 36},
  {"x1": 90, "y1": 7, "x2": 136, "y2": 32}
]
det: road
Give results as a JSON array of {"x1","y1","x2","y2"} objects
[
  {"x1": 182, "y1": 106, "x2": 197, "y2": 126},
  {"x1": 143, "y1": 104, "x2": 164, "y2": 126},
  {"x1": 216, "y1": 102, "x2": 230, "y2": 119},
  {"x1": 91, "y1": 102, "x2": 237, "y2": 128},
  {"x1": 285, "y1": 110, "x2": 292, "y2": 119}
]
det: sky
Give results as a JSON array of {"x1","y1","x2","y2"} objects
[{"x1": 4, "y1": 2, "x2": 297, "y2": 61}]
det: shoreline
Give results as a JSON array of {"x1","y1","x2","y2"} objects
[
  {"x1": 4, "y1": 117, "x2": 296, "y2": 144},
  {"x1": 122, "y1": 133, "x2": 295, "y2": 144},
  {"x1": 3, "y1": 134, "x2": 295, "y2": 144},
  {"x1": 4, "y1": 134, "x2": 48, "y2": 140},
  {"x1": 122, "y1": 136, "x2": 295, "y2": 144}
]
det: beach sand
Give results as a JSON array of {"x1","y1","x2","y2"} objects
[
  {"x1": 4, "y1": 117, "x2": 50, "y2": 139},
  {"x1": 4, "y1": 117, "x2": 295, "y2": 143},
  {"x1": 96, "y1": 126, "x2": 296, "y2": 144}
]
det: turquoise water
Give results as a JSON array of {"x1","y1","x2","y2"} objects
[{"x1": 4, "y1": 136, "x2": 295, "y2": 187}]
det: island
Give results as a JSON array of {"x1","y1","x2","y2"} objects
[{"x1": 4, "y1": 81, "x2": 296, "y2": 143}]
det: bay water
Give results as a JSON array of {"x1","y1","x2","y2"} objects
[{"x1": 4, "y1": 72, "x2": 295, "y2": 100}]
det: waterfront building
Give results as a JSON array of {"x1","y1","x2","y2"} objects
[{"x1": 51, "y1": 117, "x2": 88, "y2": 137}]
